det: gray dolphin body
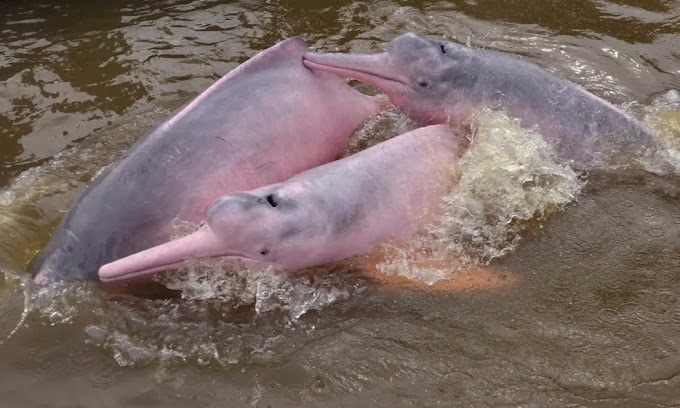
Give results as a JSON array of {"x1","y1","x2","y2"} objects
[
  {"x1": 30, "y1": 38, "x2": 380, "y2": 282},
  {"x1": 303, "y1": 33, "x2": 660, "y2": 169},
  {"x1": 99, "y1": 125, "x2": 460, "y2": 282}
]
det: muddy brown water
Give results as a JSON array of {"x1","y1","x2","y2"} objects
[{"x1": 1, "y1": 1, "x2": 680, "y2": 407}]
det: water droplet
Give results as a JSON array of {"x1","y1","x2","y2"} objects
[{"x1": 489, "y1": 92, "x2": 505, "y2": 110}]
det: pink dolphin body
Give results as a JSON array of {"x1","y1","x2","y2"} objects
[
  {"x1": 30, "y1": 38, "x2": 380, "y2": 282},
  {"x1": 99, "y1": 125, "x2": 461, "y2": 282},
  {"x1": 303, "y1": 33, "x2": 661, "y2": 169}
]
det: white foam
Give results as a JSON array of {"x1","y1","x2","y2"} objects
[
  {"x1": 639, "y1": 89, "x2": 680, "y2": 174},
  {"x1": 375, "y1": 109, "x2": 584, "y2": 285}
]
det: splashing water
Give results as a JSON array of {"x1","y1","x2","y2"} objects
[
  {"x1": 0, "y1": 259, "x2": 365, "y2": 369},
  {"x1": 87, "y1": 262, "x2": 364, "y2": 368},
  {"x1": 639, "y1": 90, "x2": 680, "y2": 174},
  {"x1": 342, "y1": 104, "x2": 415, "y2": 157},
  {"x1": 644, "y1": 90, "x2": 680, "y2": 142},
  {"x1": 154, "y1": 260, "x2": 353, "y2": 321},
  {"x1": 435, "y1": 109, "x2": 585, "y2": 261},
  {"x1": 0, "y1": 270, "x2": 29, "y2": 346},
  {"x1": 376, "y1": 95, "x2": 680, "y2": 284},
  {"x1": 374, "y1": 109, "x2": 585, "y2": 285}
]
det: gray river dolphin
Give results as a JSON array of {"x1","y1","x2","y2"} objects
[
  {"x1": 30, "y1": 37, "x2": 380, "y2": 283},
  {"x1": 303, "y1": 33, "x2": 660, "y2": 169},
  {"x1": 99, "y1": 125, "x2": 461, "y2": 282}
]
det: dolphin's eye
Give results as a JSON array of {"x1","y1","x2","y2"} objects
[
  {"x1": 417, "y1": 80, "x2": 430, "y2": 88},
  {"x1": 260, "y1": 248, "x2": 270, "y2": 256},
  {"x1": 265, "y1": 194, "x2": 278, "y2": 207},
  {"x1": 440, "y1": 44, "x2": 446, "y2": 54}
]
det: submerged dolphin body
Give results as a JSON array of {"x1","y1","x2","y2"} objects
[
  {"x1": 30, "y1": 38, "x2": 380, "y2": 282},
  {"x1": 303, "y1": 33, "x2": 660, "y2": 169},
  {"x1": 99, "y1": 125, "x2": 461, "y2": 282}
]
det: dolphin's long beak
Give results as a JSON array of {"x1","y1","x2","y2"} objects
[
  {"x1": 99, "y1": 226, "x2": 228, "y2": 282},
  {"x1": 303, "y1": 52, "x2": 407, "y2": 91}
]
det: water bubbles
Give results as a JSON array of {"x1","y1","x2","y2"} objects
[
  {"x1": 288, "y1": 283, "x2": 350, "y2": 321},
  {"x1": 489, "y1": 91, "x2": 506, "y2": 110},
  {"x1": 342, "y1": 105, "x2": 413, "y2": 157},
  {"x1": 64, "y1": 260, "x2": 358, "y2": 368},
  {"x1": 0, "y1": 268, "x2": 30, "y2": 346},
  {"x1": 28, "y1": 280, "x2": 102, "y2": 325},
  {"x1": 434, "y1": 109, "x2": 584, "y2": 263},
  {"x1": 637, "y1": 89, "x2": 680, "y2": 174},
  {"x1": 309, "y1": 375, "x2": 331, "y2": 395},
  {"x1": 111, "y1": 334, "x2": 155, "y2": 367}
]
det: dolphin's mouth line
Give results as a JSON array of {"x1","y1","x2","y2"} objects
[
  {"x1": 302, "y1": 58, "x2": 407, "y2": 87},
  {"x1": 300, "y1": 55, "x2": 315, "y2": 73}
]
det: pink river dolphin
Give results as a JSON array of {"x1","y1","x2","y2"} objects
[
  {"x1": 303, "y1": 33, "x2": 661, "y2": 169},
  {"x1": 99, "y1": 125, "x2": 461, "y2": 282},
  {"x1": 29, "y1": 38, "x2": 380, "y2": 282}
]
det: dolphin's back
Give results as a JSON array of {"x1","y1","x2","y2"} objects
[{"x1": 454, "y1": 49, "x2": 658, "y2": 167}]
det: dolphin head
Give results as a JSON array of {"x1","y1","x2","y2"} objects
[
  {"x1": 304, "y1": 33, "x2": 478, "y2": 125},
  {"x1": 30, "y1": 224, "x2": 105, "y2": 283},
  {"x1": 98, "y1": 186, "x2": 317, "y2": 282},
  {"x1": 205, "y1": 191, "x2": 293, "y2": 261}
]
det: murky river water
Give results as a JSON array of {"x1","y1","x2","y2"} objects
[{"x1": 1, "y1": 0, "x2": 680, "y2": 406}]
